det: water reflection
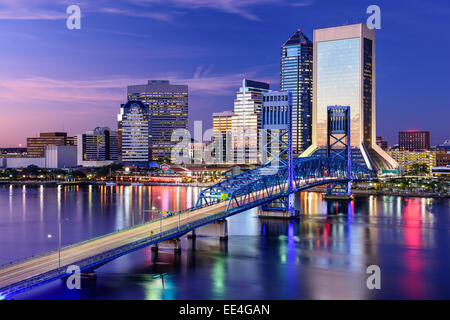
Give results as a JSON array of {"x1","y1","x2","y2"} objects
[{"x1": 0, "y1": 185, "x2": 448, "y2": 299}]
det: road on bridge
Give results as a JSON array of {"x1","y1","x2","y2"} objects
[{"x1": 0, "y1": 177, "x2": 334, "y2": 294}]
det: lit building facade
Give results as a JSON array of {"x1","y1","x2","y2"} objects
[
  {"x1": 231, "y1": 79, "x2": 270, "y2": 164},
  {"x1": 76, "y1": 127, "x2": 119, "y2": 167},
  {"x1": 436, "y1": 152, "x2": 450, "y2": 167},
  {"x1": 399, "y1": 130, "x2": 430, "y2": 151},
  {"x1": 261, "y1": 91, "x2": 292, "y2": 165},
  {"x1": 389, "y1": 150, "x2": 436, "y2": 174},
  {"x1": 27, "y1": 132, "x2": 75, "y2": 158},
  {"x1": 281, "y1": 29, "x2": 313, "y2": 156},
  {"x1": 212, "y1": 111, "x2": 233, "y2": 163},
  {"x1": 302, "y1": 23, "x2": 398, "y2": 172},
  {"x1": 118, "y1": 101, "x2": 150, "y2": 164},
  {"x1": 127, "y1": 80, "x2": 188, "y2": 161}
]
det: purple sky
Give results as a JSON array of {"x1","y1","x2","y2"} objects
[{"x1": 0, "y1": 0, "x2": 449, "y2": 147}]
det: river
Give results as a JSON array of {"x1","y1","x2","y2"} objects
[{"x1": 0, "y1": 184, "x2": 449, "y2": 299}]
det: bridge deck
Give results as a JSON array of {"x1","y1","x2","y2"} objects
[
  {"x1": 0, "y1": 174, "x2": 358, "y2": 298},
  {"x1": 0, "y1": 198, "x2": 232, "y2": 295}
]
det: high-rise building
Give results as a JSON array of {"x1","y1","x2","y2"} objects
[
  {"x1": 399, "y1": 130, "x2": 430, "y2": 151},
  {"x1": 281, "y1": 29, "x2": 313, "y2": 156},
  {"x1": 76, "y1": 127, "x2": 119, "y2": 167},
  {"x1": 231, "y1": 79, "x2": 270, "y2": 164},
  {"x1": 261, "y1": 91, "x2": 292, "y2": 165},
  {"x1": 118, "y1": 101, "x2": 150, "y2": 164},
  {"x1": 127, "y1": 80, "x2": 188, "y2": 161},
  {"x1": 27, "y1": 132, "x2": 75, "y2": 158},
  {"x1": 302, "y1": 23, "x2": 398, "y2": 172},
  {"x1": 212, "y1": 111, "x2": 233, "y2": 163}
]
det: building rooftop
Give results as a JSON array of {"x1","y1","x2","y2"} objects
[{"x1": 283, "y1": 29, "x2": 312, "y2": 46}]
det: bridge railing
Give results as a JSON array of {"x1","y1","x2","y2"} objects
[{"x1": 0, "y1": 205, "x2": 202, "y2": 272}]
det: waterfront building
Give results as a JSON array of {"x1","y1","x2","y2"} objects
[
  {"x1": 431, "y1": 165, "x2": 450, "y2": 178},
  {"x1": 302, "y1": 23, "x2": 398, "y2": 172},
  {"x1": 76, "y1": 127, "x2": 119, "y2": 167},
  {"x1": 1, "y1": 145, "x2": 77, "y2": 169},
  {"x1": 45, "y1": 145, "x2": 77, "y2": 169},
  {"x1": 399, "y1": 130, "x2": 430, "y2": 151},
  {"x1": 280, "y1": 29, "x2": 313, "y2": 156},
  {"x1": 231, "y1": 79, "x2": 270, "y2": 164},
  {"x1": 127, "y1": 80, "x2": 188, "y2": 161},
  {"x1": 212, "y1": 111, "x2": 233, "y2": 163},
  {"x1": 117, "y1": 101, "x2": 150, "y2": 164},
  {"x1": 27, "y1": 132, "x2": 75, "y2": 158},
  {"x1": 389, "y1": 150, "x2": 436, "y2": 174},
  {"x1": 436, "y1": 152, "x2": 450, "y2": 167}
]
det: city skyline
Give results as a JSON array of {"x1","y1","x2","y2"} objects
[{"x1": 0, "y1": 0, "x2": 449, "y2": 148}]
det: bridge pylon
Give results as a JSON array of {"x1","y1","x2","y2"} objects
[{"x1": 323, "y1": 106, "x2": 353, "y2": 200}]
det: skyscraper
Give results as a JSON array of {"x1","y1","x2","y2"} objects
[
  {"x1": 118, "y1": 101, "x2": 150, "y2": 164},
  {"x1": 127, "y1": 80, "x2": 188, "y2": 161},
  {"x1": 399, "y1": 130, "x2": 430, "y2": 151},
  {"x1": 76, "y1": 127, "x2": 118, "y2": 167},
  {"x1": 231, "y1": 79, "x2": 270, "y2": 164},
  {"x1": 212, "y1": 111, "x2": 233, "y2": 163},
  {"x1": 281, "y1": 29, "x2": 313, "y2": 156},
  {"x1": 302, "y1": 23, "x2": 398, "y2": 172}
]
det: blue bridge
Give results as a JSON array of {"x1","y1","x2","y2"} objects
[{"x1": 0, "y1": 156, "x2": 374, "y2": 299}]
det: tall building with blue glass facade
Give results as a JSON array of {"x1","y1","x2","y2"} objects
[
  {"x1": 118, "y1": 101, "x2": 150, "y2": 164},
  {"x1": 302, "y1": 23, "x2": 398, "y2": 172},
  {"x1": 280, "y1": 29, "x2": 313, "y2": 156}
]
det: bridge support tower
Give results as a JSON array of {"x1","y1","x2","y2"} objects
[{"x1": 323, "y1": 106, "x2": 353, "y2": 200}]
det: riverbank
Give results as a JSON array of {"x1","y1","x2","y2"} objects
[
  {"x1": 1, "y1": 180, "x2": 447, "y2": 198},
  {"x1": 0, "y1": 180, "x2": 213, "y2": 188},
  {"x1": 308, "y1": 187, "x2": 449, "y2": 198}
]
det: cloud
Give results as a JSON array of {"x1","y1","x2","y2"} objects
[
  {"x1": 0, "y1": 0, "x2": 314, "y2": 21},
  {"x1": 0, "y1": 66, "x2": 276, "y2": 107}
]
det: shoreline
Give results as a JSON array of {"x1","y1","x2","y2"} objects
[{"x1": 0, "y1": 180, "x2": 447, "y2": 198}]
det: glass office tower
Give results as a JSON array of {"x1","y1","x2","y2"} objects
[
  {"x1": 231, "y1": 79, "x2": 270, "y2": 164},
  {"x1": 127, "y1": 80, "x2": 188, "y2": 161},
  {"x1": 281, "y1": 29, "x2": 313, "y2": 156},
  {"x1": 118, "y1": 101, "x2": 150, "y2": 163},
  {"x1": 302, "y1": 23, "x2": 397, "y2": 172}
]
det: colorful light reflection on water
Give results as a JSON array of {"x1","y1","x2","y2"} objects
[{"x1": 0, "y1": 185, "x2": 449, "y2": 300}]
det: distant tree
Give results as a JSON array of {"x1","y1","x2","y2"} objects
[
  {"x1": 72, "y1": 170, "x2": 86, "y2": 179},
  {"x1": 23, "y1": 165, "x2": 40, "y2": 176},
  {"x1": 407, "y1": 163, "x2": 429, "y2": 175}
]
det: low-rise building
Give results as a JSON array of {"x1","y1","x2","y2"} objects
[
  {"x1": 389, "y1": 150, "x2": 436, "y2": 174},
  {"x1": 431, "y1": 165, "x2": 450, "y2": 178},
  {"x1": 45, "y1": 145, "x2": 77, "y2": 169}
]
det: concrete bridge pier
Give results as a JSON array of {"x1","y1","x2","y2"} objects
[
  {"x1": 257, "y1": 194, "x2": 298, "y2": 219},
  {"x1": 187, "y1": 219, "x2": 228, "y2": 241},
  {"x1": 151, "y1": 238, "x2": 182, "y2": 254}
]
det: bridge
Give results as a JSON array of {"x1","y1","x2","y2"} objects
[{"x1": 0, "y1": 156, "x2": 373, "y2": 299}]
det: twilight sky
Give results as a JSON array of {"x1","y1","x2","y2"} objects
[{"x1": 0, "y1": 0, "x2": 449, "y2": 147}]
